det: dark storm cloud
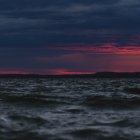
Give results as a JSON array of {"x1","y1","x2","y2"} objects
[
  {"x1": 0, "y1": 0, "x2": 139, "y2": 33},
  {"x1": 0, "y1": 0, "x2": 140, "y2": 73},
  {"x1": 0, "y1": 0, "x2": 139, "y2": 36},
  {"x1": 0, "y1": 0, "x2": 139, "y2": 49}
]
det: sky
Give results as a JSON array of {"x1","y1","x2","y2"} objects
[{"x1": 0, "y1": 0, "x2": 140, "y2": 74}]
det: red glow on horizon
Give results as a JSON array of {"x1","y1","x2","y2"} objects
[
  {"x1": 1, "y1": 42, "x2": 140, "y2": 75},
  {"x1": 50, "y1": 43, "x2": 140, "y2": 55},
  {"x1": 0, "y1": 70, "x2": 31, "y2": 74},
  {"x1": 0, "y1": 69, "x2": 95, "y2": 75},
  {"x1": 45, "y1": 69, "x2": 95, "y2": 75},
  {"x1": 37, "y1": 52, "x2": 140, "y2": 74}
]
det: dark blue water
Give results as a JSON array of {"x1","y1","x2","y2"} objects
[{"x1": 0, "y1": 78, "x2": 140, "y2": 140}]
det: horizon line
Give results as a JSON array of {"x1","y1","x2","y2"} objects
[{"x1": 0, "y1": 71, "x2": 140, "y2": 76}]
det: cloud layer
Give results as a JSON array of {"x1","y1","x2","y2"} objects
[{"x1": 0, "y1": 0, "x2": 140, "y2": 74}]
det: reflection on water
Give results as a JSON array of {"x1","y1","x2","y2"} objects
[{"x1": 0, "y1": 78, "x2": 140, "y2": 140}]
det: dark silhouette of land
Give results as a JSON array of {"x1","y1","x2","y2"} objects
[{"x1": 0, "y1": 72, "x2": 140, "y2": 78}]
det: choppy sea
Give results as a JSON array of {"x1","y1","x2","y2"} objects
[{"x1": 0, "y1": 78, "x2": 140, "y2": 140}]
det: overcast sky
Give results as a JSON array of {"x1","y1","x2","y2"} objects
[{"x1": 0, "y1": 0, "x2": 140, "y2": 74}]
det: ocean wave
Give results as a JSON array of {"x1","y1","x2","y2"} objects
[
  {"x1": 3, "y1": 94, "x2": 72, "y2": 105},
  {"x1": 84, "y1": 95, "x2": 140, "y2": 108},
  {"x1": 0, "y1": 78, "x2": 140, "y2": 140}
]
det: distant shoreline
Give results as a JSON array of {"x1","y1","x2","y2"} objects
[{"x1": 0, "y1": 72, "x2": 140, "y2": 78}]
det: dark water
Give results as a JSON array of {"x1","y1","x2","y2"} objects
[{"x1": 0, "y1": 78, "x2": 140, "y2": 140}]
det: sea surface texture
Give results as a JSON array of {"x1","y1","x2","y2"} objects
[{"x1": 0, "y1": 78, "x2": 140, "y2": 140}]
